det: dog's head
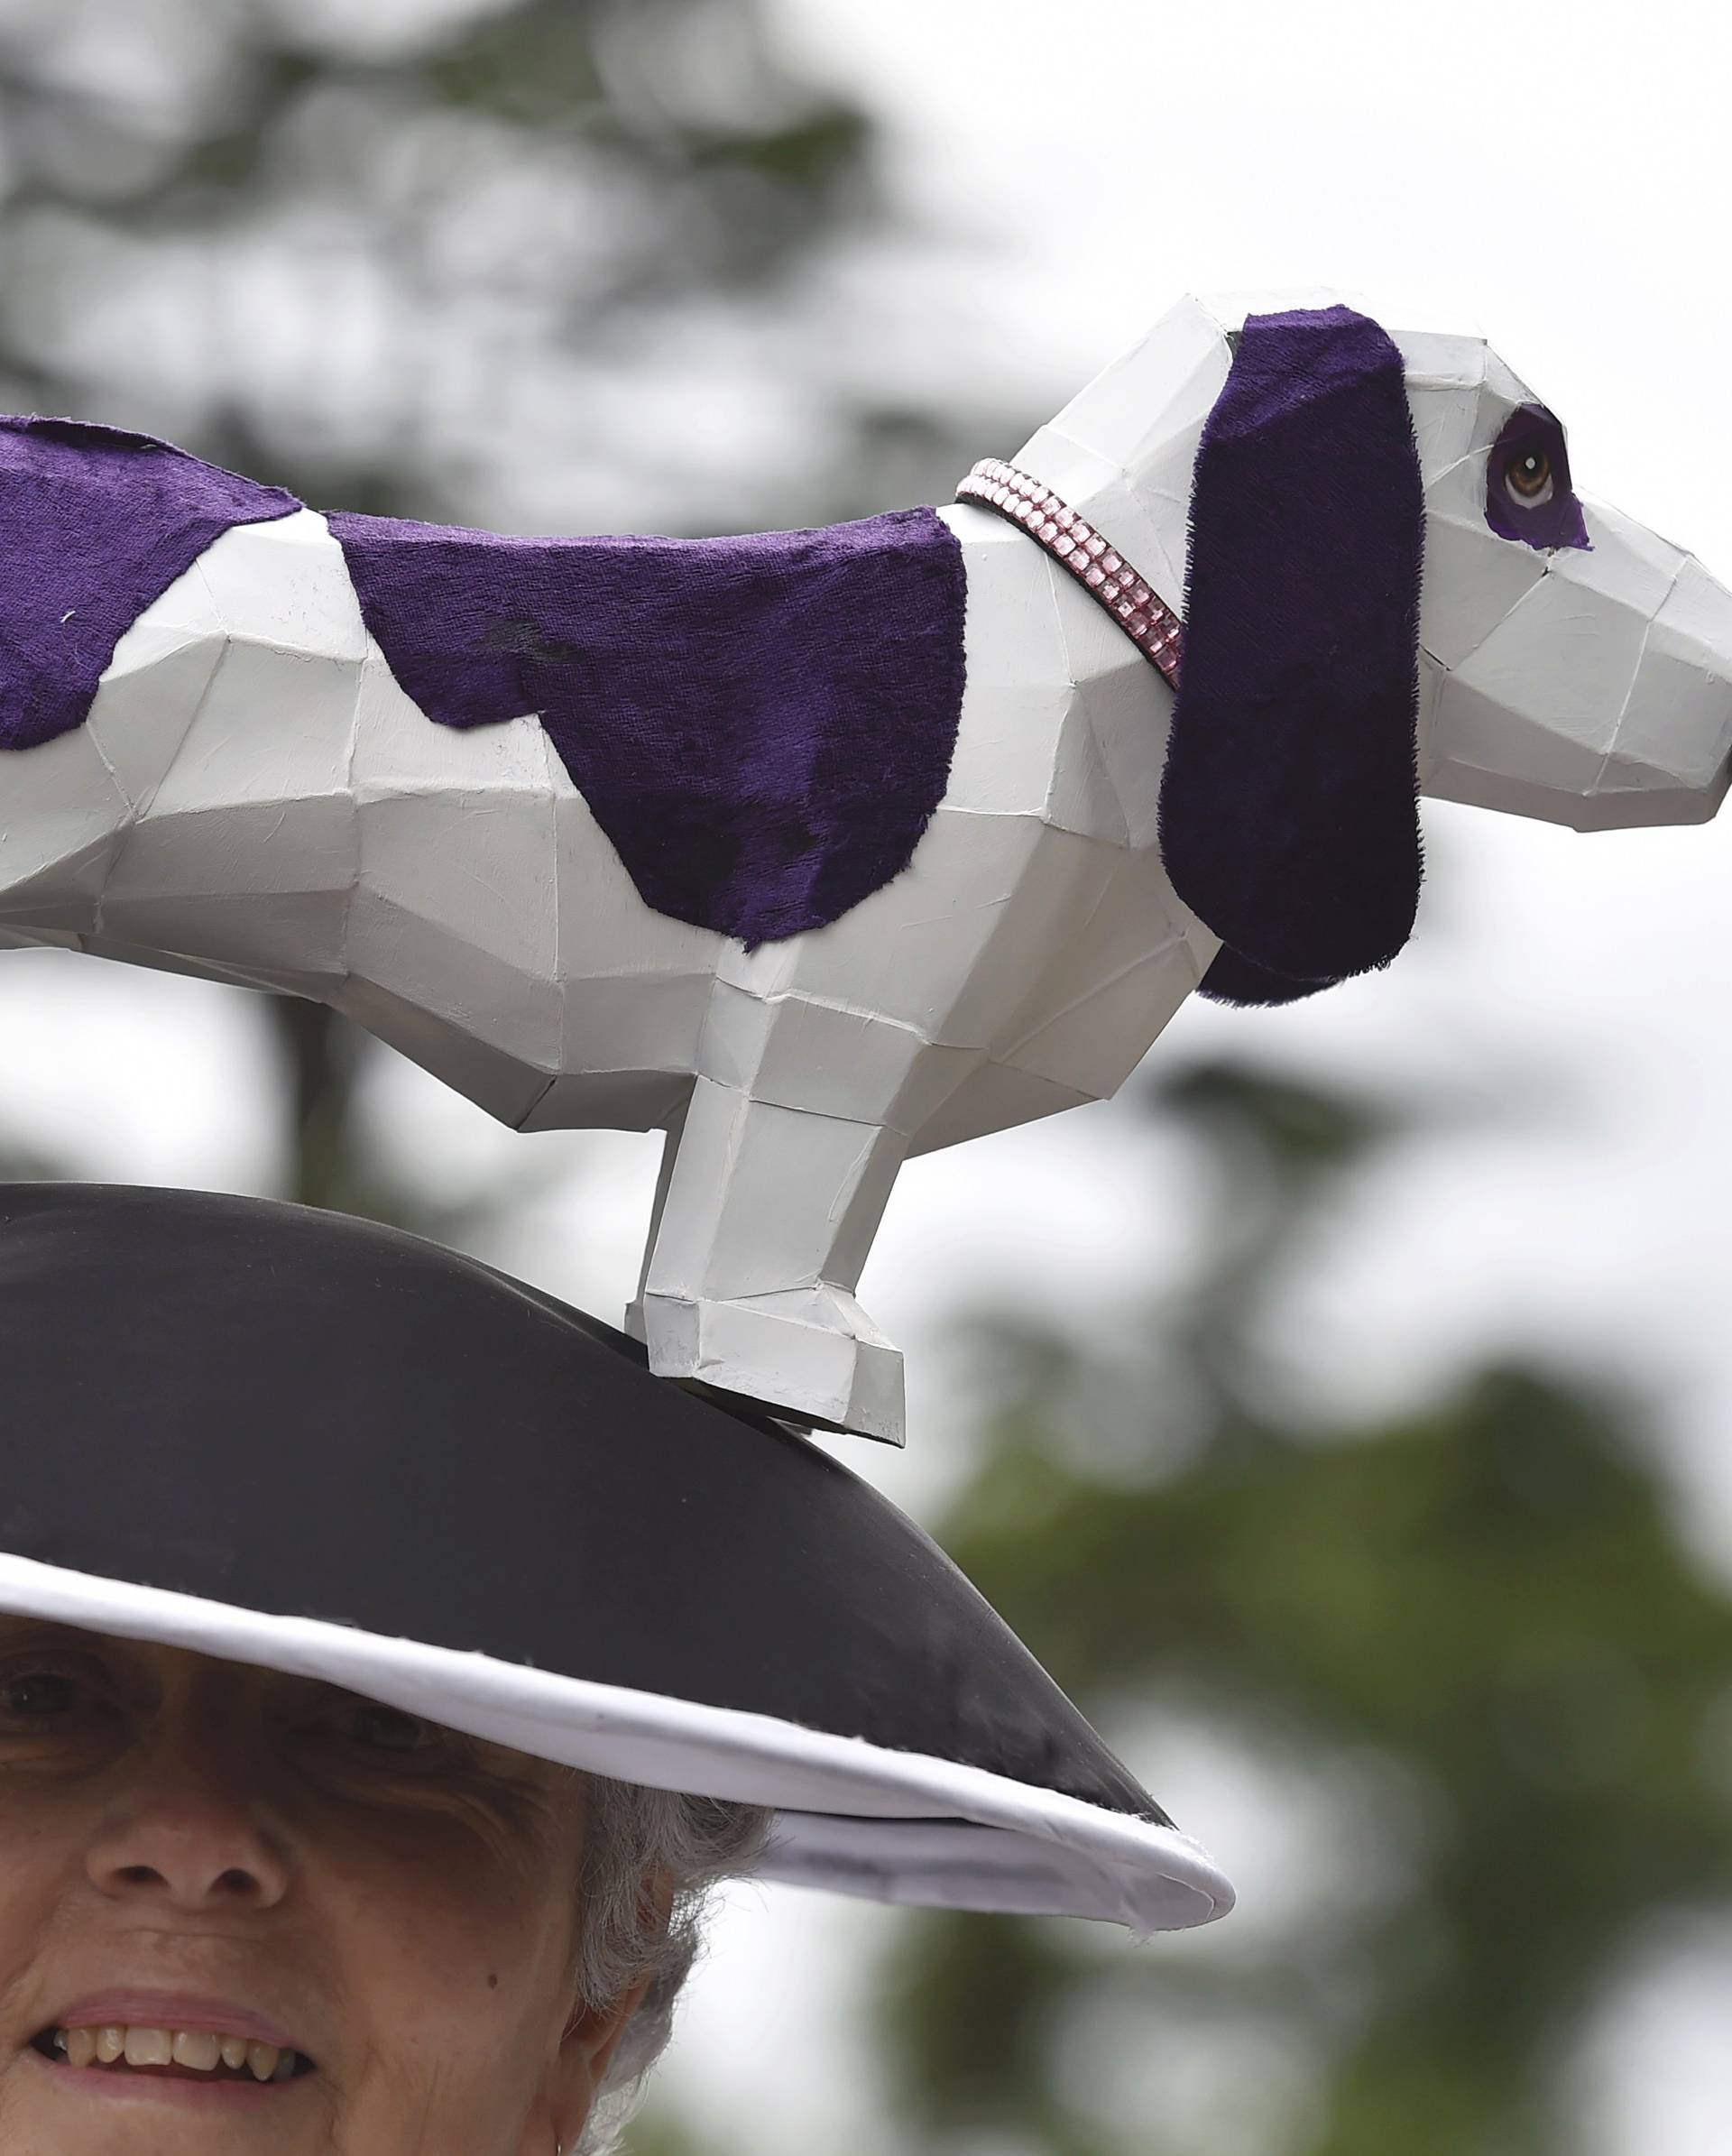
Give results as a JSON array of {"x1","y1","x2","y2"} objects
[{"x1": 1046, "y1": 292, "x2": 1732, "y2": 1005}]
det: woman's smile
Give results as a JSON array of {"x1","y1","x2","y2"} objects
[{"x1": 27, "y1": 1986, "x2": 318, "y2": 2107}]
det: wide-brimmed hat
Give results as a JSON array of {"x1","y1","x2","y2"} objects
[{"x1": 0, "y1": 1182, "x2": 1230, "y2": 1933}]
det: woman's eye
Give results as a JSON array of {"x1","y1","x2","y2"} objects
[
  {"x1": 1506, "y1": 447, "x2": 1554, "y2": 505},
  {"x1": 337, "y1": 1700, "x2": 437, "y2": 1755},
  {"x1": 0, "y1": 1671, "x2": 81, "y2": 1719},
  {"x1": 0, "y1": 1662, "x2": 117, "y2": 1741}
]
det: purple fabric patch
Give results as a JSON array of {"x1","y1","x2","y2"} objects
[
  {"x1": 328, "y1": 506, "x2": 967, "y2": 945},
  {"x1": 1157, "y1": 305, "x2": 1425, "y2": 1007},
  {"x1": 0, "y1": 416, "x2": 303, "y2": 752},
  {"x1": 1485, "y1": 403, "x2": 1589, "y2": 552}
]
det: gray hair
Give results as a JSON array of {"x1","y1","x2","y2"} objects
[{"x1": 567, "y1": 1776, "x2": 772, "y2": 2155}]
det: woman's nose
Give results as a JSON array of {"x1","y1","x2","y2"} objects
[{"x1": 86, "y1": 1760, "x2": 290, "y2": 1912}]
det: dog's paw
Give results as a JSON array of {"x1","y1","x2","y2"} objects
[{"x1": 628, "y1": 1285, "x2": 906, "y2": 1446}]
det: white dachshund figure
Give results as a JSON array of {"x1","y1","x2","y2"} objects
[{"x1": 2, "y1": 290, "x2": 1727, "y2": 1444}]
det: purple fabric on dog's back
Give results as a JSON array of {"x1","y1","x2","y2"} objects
[
  {"x1": 0, "y1": 409, "x2": 967, "y2": 946},
  {"x1": 329, "y1": 507, "x2": 967, "y2": 946},
  {"x1": 0, "y1": 416, "x2": 302, "y2": 752}
]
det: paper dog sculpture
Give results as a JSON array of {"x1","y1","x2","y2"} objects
[{"x1": 3, "y1": 290, "x2": 1729, "y2": 1444}]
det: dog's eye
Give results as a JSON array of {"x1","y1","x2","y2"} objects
[
  {"x1": 1505, "y1": 447, "x2": 1553, "y2": 506},
  {"x1": 1485, "y1": 404, "x2": 1589, "y2": 552}
]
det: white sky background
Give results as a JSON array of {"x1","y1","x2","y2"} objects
[{"x1": 4, "y1": 0, "x2": 1732, "y2": 2147}]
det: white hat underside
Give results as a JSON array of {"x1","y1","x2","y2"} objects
[{"x1": 0, "y1": 1553, "x2": 1232, "y2": 1933}]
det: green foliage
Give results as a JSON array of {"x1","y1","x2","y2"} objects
[
  {"x1": 416, "y1": 0, "x2": 610, "y2": 127},
  {"x1": 873, "y1": 1064, "x2": 1732, "y2": 2155}
]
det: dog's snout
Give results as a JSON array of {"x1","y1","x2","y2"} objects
[{"x1": 1598, "y1": 548, "x2": 1732, "y2": 824}]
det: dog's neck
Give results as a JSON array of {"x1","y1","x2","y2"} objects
[{"x1": 1008, "y1": 298, "x2": 1234, "y2": 618}]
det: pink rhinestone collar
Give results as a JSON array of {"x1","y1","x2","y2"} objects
[{"x1": 954, "y1": 457, "x2": 1184, "y2": 688}]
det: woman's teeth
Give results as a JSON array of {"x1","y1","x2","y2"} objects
[{"x1": 49, "y1": 2025, "x2": 302, "y2": 2080}]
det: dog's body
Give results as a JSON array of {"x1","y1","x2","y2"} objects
[{"x1": 5, "y1": 290, "x2": 1730, "y2": 1442}]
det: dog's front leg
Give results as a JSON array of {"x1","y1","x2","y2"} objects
[{"x1": 628, "y1": 1075, "x2": 909, "y2": 1444}]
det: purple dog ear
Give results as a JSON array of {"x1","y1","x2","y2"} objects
[{"x1": 1158, "y1": 305, "x2": 1425, "y2": 1007}]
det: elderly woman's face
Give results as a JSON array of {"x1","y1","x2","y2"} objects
[{"x1": 0, "y1": 1617, "x2": 633, "y2": 2154}]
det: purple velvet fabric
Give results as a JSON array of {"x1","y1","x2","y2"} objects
[
  {"x1": 1158, "y1": 306, "x2": 1425, "y2": 1008},
  {"x1": 0, "y1": 416, "x2": 302, "y2": 752},
  {"x1": 329, "y1": 507, "x2": 967, "y2": 945},
  {"x1": 1486, "y1": 403, "x2": 1590, "y2": 552}
]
